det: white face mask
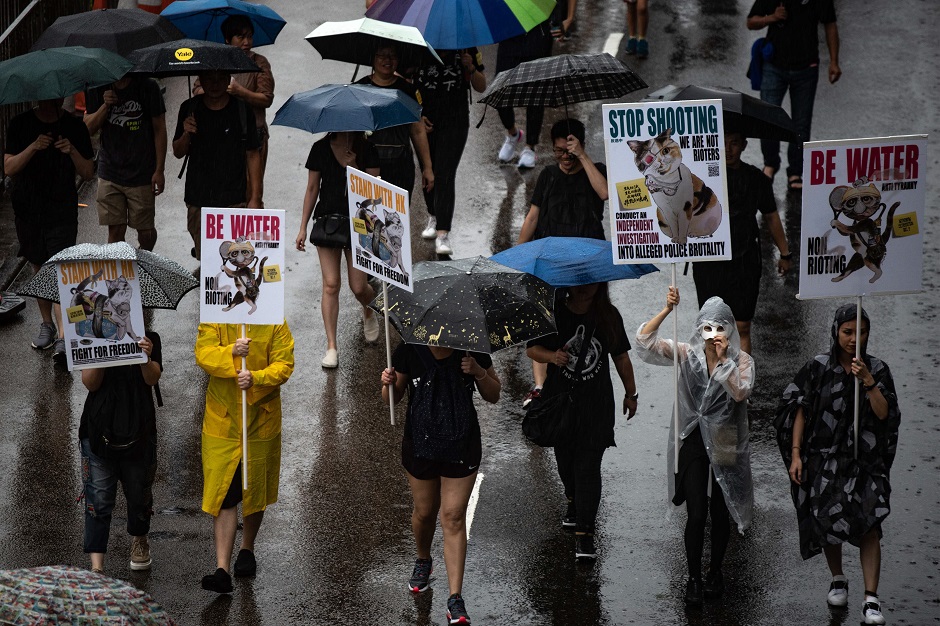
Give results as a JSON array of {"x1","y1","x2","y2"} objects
[{"x1": 701, "y1": 322, "x2": 727, "y2": 341}]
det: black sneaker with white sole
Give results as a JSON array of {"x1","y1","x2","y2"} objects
[
  {"x1": 446, "y1": 593, "x2": 471, "y2": 624},
  {"x1": 408, "y1": 557, "x2": 432, "y2": 593},
  {"x1": 562, "y1": 500, "x2": 576, "y2": 529},
  {"x1": 575, "y1": 533, "x2": 596, "y2": 560}
]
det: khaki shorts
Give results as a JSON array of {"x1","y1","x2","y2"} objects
[{"x1": 96, "y1": 179, "x2": 156, "y2": 230}]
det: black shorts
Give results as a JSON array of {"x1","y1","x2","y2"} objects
[
  {"x1": 220, "y1": 463, "x2": 244, "y2": 509},
  {"x1": 401, "y1": 432, "x2": 482, "y2": 480},
  {"x1": 692, "y1": 248, "x2": 762, "y2": 322},
  {"x1": 15, "y1": 215, "x2": 78, "y2": 266}
]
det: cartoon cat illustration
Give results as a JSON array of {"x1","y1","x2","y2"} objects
[
  {"x1": 628, "y1": 128, "x2": 722, "y2": 244},
  {"x1": 356, "y1": 199, "x2": 409, "y2": 282},
  {"x1": 219, "y1": 237, "x2": 266, "y2": 314},
  {"x1": 70, "y1": 272, "x2": 140, "y2": 341},
  {"x1": 564, "y1": 324, "x2": 601, "y2": 375},
  {"x1": 828, "y1": 177, "x2": 900, "y2": 283}
]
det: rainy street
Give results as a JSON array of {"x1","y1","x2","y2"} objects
[{"x1": 1, "y1": 1, "x2": 939, "y2": 624}]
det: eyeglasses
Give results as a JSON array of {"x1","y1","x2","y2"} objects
[{"x1": 552, "y1": 148, "x2": 573, "y2": 159}]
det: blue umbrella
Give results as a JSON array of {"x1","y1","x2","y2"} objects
[
  {"x1": 161, "y1": 0, "x2": 286, "y2": 47},
  {"x1": 490, "y1": 237, "x2": 658, "y2": 287},
  {"x1": 272, "y1": 84, "x2": 422, "y2": 134}
]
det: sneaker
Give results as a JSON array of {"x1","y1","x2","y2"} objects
[
  {"x1": 363, "y1": 310, "x2": 380, "y2": 343},
  {"x1": 91, "y1": 567, "x2": 104, "y2": 574},
  {"x1": 31, "y1": 322, "x2": 57, "y2": 350},
  {"x1": 321, "y1": 348, "x2": 338, "y2": 369},
  {"x1": 421, "y1": 216, "x2": 437, "y2": 240},
  {"x1": 685, "y1": 577, "x2": 704, "y2": 606},
  {"x1": 562, "y1": 499, "x2": 576, "y2": 529},
  {"x1": 827, "y1": 575, "x2": 848, "y2": 607},
  {"x1": 435, "y1": 233, "x2": 453, "y2": 255},
  {"x1": 522, "y1": 386, "x2": 542, "y2": 409},
  {"x1": 517, "y1": 147, "x2": 537, "y2": 169},
  {"x1": 201, "y1": 567, "x2": 233, "y2": 594},
  {"x1": 129, "y1": 535, "x2": 152, "y2": 571},
  {"x1": 52, "y1": 338, "x2": 67, "y2": 367},
  {"x1": 408, "y1": 557, "x2": 432, "y2": 593},
  {"x1": 861, "y1": 597, "x2": 886, "y2": 625},
  {"x1": 233, "y1": 548, "x2": 256, "y2": 577},
  {"x1": 703, "y1": 568, "x2": 724, "y2": 599},
  {"x1": 446, "y1": 593, "x2": 471, "y2": 625},
  {"x1": 498, "y1": 129, "x2": 524, "y2": 162},
  {"x1": 637, "y1": 39, "x2": 649, "y2": 59},
  {"x1": 625, "y1": 37, "x2": 638, "y2": 55},
  {"x1": 575, "y1": 533, "x2": 596, "y2": 560}
]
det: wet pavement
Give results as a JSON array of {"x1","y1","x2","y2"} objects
[{"x1": 1, "y1": 1, "x2": 939, "y2": 624}]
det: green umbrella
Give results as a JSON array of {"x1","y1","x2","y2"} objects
[{"x1": 0, "y1": 46, "x2": 132, "y2": 106}]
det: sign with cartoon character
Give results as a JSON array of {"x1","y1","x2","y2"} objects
[
  {"x1": 347, "y1": 167, "x2": 413, "y2": 292},
  {"x1": 798, "y1": 135, "x2": 926, "y2": 299},
  {"x1": 602, "y1": 100, "x2": 732, "y2": 265},
  {"x1": 56, "y1": 260, "x2": 147, "y2": 370},
  {"x1": 200, "y1": 207, "x2": 286, "y2": 324}
]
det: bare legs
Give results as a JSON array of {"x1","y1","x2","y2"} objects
[
  {"x1": 317, "y1": 246, "x2": 376, "y2": 350},
  {"x1": 823, "y1": 528, "x2": 881, "y2": 594},
  {"x1": 107, "y1": 224, "x2": 157, "y2": 251},
  {"x1": 626, "y1": 0, "x2": 649, "y2": 38},
  {"x1": 212, "y1": 506, "x2": 264, "y2": 572},
  {"x1": 736, "y1": 320, "x2": 752, "y2": 356}
]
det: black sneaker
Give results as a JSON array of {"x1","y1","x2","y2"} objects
[
  {"x1": 703, "y1": 569, "x2": 724, "y2": 598},
  {"x1": 446, "y1": 593, "x2": 471, "y2": 625},
  {"x1": 685, "y1": 577, "x2": 703, "y2": 606},
  {"x1": 562, "y1": 500, "x2": 577, "y2": 529},
  {"x1": 408, "y1": 557, "x2": 432, "y2": 593},
  {"x1": 200, "y1": 567, "x2": 233, "y2": 594},
  {"x1": 52, "y1": 339, "x2": 67, "y2": 368},
  {"x1": 575, "y1": 533, "x2": 596, "y2": 560},
  {"x1": 233, "y1": 549, "x2": 256, "y2": 577}
]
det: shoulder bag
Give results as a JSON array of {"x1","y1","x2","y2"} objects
[{"x1": 310, "y1": 213, "x2": 350, "y2": 248}]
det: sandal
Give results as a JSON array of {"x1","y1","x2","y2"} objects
[{"x1": 787, "y1": 175, "x2": 803, "y2": 191}]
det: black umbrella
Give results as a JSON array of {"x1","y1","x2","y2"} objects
[
  {"x1": 370, "y1": 256, "x2": 556, "y2": 354},
  {"x1": 643, "y1": 84, "x2": 797, "y2": 142},
  {"x1": 126, "y1": 37, "x2": 260, "y2": 77},
  {"x1": 480, "y1": 53, "x2": 647, "y2": 110},
  {"x1": 31, "y1": 8, "x2": 184, "y2": 56}
]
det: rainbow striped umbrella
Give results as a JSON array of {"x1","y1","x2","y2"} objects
[{"x1": 366, "y1": 0, "x2": 556, "y2": 50}]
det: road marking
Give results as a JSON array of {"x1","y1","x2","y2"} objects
[
  {"x1": 603, "y1": 33, "x2": 623, "y2": 57},
  {"x1": 466, "y1": 472, "x2": 484, "y2": 539}
]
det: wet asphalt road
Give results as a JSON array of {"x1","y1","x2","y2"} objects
[{"x1": 1, "y1": 1, "x2": 939, "y2": 624}]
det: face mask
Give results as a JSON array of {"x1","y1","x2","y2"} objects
[{"x1": 701, "y1": 322, "x2": 727, "y2": 341}]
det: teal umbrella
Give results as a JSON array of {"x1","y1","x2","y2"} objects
[{"x1": 0, "y1": 46, "x2": 132, "y2": 106}]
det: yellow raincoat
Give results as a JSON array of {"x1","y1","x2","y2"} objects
[{"x1": 195, "y1": 322, "x2": 294, "y2": 516}]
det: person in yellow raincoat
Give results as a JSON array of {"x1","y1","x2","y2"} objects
[{"x1": 195, "y1": 322, "x2": 294, "y2": 593}]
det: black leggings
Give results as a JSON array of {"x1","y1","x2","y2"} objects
[
  {"x1": 423, "y1": 122, "x2": 469, "y2": 232},
  {"x1": 497, "y1": 105, "x2": 545, "y2": 147},
  {"x1": 554, "y1": 444, "x2": 605, "y2": 533},
  {"x1": 682, "y1": 454, "x2": 732, "y2": 579}
]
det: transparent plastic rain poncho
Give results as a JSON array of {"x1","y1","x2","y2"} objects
[{"x1": 634, "y1": 297, "x2": 755, "y2": 533}]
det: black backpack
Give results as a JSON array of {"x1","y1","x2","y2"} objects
[
  {"x1": 82, "y1": 366, "x2": 156, "y2": 458},
  {"x1": 408, "y1": 348, "x2": 476, "y2": 462}
]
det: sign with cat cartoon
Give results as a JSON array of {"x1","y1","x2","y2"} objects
[
  {"x1": 798, "y1": 134, "x2": 927, "y2": 299},
  {"x1": 602, "y1": 100, "x2": 732, "y2": 265},
  {"x1": 200, "y1": 207, "x2": 287, "y2": 325},
  {"x1": 347, "y1": 167, "x2": 414, "y2": 293},
  {"x1": 56, "y1": 260, "x2": 147, "y2": 370}
]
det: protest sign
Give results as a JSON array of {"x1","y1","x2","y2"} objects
[
  {"x1": 602, "y1": 99, "x2": 731, "y2": 265},
  {"x1": 57, "y1": 259, "x2": 146, "y2": 370},
  {"x1": 200, "y1": 207, "x2": 286, "y2": 325},
  {"x1": 798, "y1": 135, "x2": 926, "y2": 299},
  {"x1": 347, "y1": 167, "x2": 413, "y2": 292}
]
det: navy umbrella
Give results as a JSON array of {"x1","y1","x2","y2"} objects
[
  {"x1": 161, "y1": 0, "x2": 286, "y2": 47},
  {"x1": 272, "y1": 84, "x2": 422, "y2": 134}
]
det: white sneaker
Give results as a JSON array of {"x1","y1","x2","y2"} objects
[
  {"x1": 861, "y1": 597, "x2": 886, "y2": 625},
  {"x1": 321, "y1": 348, "x2": 338, "y2": 369},
  {"x1": 421, "y1": 216, "x2": 437, "y2": 240},
  {"x1": 363, "y1": 310, "x2": 380, "y2": 343},
  {"x1": 498, "y1": 129, "x2": 524, "y2": 162},
  {"x1": 517, "y1": 147, "x2": 537, "y2": 169},
  {"x1": 435, "y1": 233, "x2": 453, "y2": 255},
  {"x1": 827, "y1": 575, "x2": 848, "y2": 607}
]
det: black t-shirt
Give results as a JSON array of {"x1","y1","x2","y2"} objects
[
  {"x1": 748, "y1": 0, "x2": 836, "y2": 70},
  {"x1": 87, "y1": 77, "x2": 166, "y2": 186},
  {"x1": 173, "y1": 96, "x2": 259, "y2": 207},
  {"x1": 355, "y1": 76, "x2": 420, "y2": 150},
  {"x1": 392, "y1": 343, "x2": 492, "y2": 440},
  {"x1": 413, "y1": 48, "x2": 483, "y2": 126},
  {"x1": 305, "y1": 135, "x2": 379, "y2": 218},
  {"x1": 726, "y1": 161, "x2": 778, "y2": 258},
  {"x1": 530, "y1": 163, "x2": 608, "y2": 239},
  {"x1": 528, "y1": 302, "x2": 630, "y2": 448},
  {"x1": 4, "y1": 109, "x2": 93, "y2": 222}
]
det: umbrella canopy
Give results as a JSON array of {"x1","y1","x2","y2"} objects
[
  {"x1": 306, "y1": 18, "x2": 442, "y2": 69},
  {"x1": 370, "y1": 256, "x2": 556, "y2": 353},
  {"x1": 480, "y1": 52, "x2": 647, "y2": 109},
  {"x1": 126, "y1": 37, "x2": 260, "y2": 77},
  {"x1": 161, "y1": 0, "x2": 286, "y2": 47},
  {"x1": 0, "y1": 46, "x2": 132, "y2": 106},
  {"x1": 366, "y1": 0, "x2": 555, "y2": 49},
  {"x1": 490, "y1": 237, "x2": 659, "y2": 287},
  {"x1": 272, "y1": 83, "x2": 422, "y2": 134},
  {"x1": 19, "y1": 242, "x2": 198, "y2": 309},
  {"x1": 0, "y1": 565, "x2": 177, "y2": 624},
  {"x1": 643, "y1": 84, "x2": 797, "y2": 142},
  {"x1": 31, "y1": 8, "x2": 185, "y2": 56}
]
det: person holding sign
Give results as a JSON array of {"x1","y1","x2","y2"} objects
[
  {"x1": 635, "y1": 287, "x2": 754, "y2": 606},
  {"x1": 294, "y1": 132, "x2": 381, "y2": 369},
  {"x1": 775, "y1": 305, "x2": 899, "y2": 625},
  {"x1": 196, "y1": 322, "x2": 294, "y2": 594}
]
